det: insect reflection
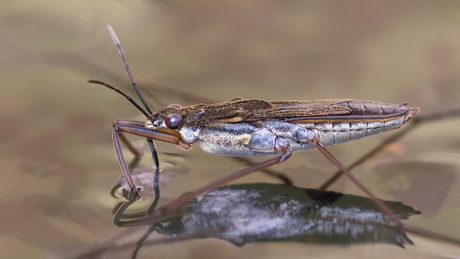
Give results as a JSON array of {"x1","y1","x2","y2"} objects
[{"x1": 113, "y1": 181, "x2": 419, "y2": 258}]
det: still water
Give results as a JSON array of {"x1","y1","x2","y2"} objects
[{"x1": 1, "y1": 1, "x2": 460, "y2": 258}]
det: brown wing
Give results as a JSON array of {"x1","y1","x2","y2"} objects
[
  {"x1": 188, "y1": 98, "x2": 353, "y2": 123},
  {"x1": 181, "y1": 99, "x2": 275, "y2": 125},
  {"x1": 181, "y1": 98, "x2": 413, "y2": 126},
  {"x1": 279, "y1": 100, "x2": 415, "y2": 123},
  {"x1": 243, "y1": 99, "x2": 353, "y2": 121}
]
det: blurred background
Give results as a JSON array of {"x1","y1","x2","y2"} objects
[{"x1": 1, "y1": 0, "x2": 460, "y2": 258}]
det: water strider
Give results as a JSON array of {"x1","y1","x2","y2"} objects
[
  {"x1": 89, "y1": 25, "x2": 424, "y2": 234},
  {"x1": 81, "y1": 26, "x2": 460, "y2": 258}
]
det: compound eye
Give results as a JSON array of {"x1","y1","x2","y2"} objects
[{"x1": 164, "y1": 114, "x2": 183, "y2": 129}]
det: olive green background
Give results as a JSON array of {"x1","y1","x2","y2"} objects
[{"x1": 1, "y1": 1, "x2": 460, "y2": 258}]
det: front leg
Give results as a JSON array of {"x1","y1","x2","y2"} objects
[
  {"x1": 112, "y1": 124, "x2": 182, "y2": 199},
  {"x1": 113, "y1": 120, "x2": 145, "y2": 168}
]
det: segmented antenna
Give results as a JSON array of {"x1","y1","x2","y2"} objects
[
  {"x1": 107, "y1": 25, "x2": 154, "y2": 115},
  {"x1": 88, "y1": 80, "x2": 152, "y2": 119}
]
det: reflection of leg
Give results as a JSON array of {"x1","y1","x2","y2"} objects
[
  {"x1": 319, "y1": 108, "x2": 460, "y2": 191},
  {"x1": 132, "y1": 225, "x2": 155, "y2": 259},
  {"x1": 131, "y1": 161, "x2": 160, "y2": 259},
  {"x1": 315, "y1": 141, "x2": 403, "y2": 227},
  {"x1": 113, "y1": 166, "x2": 161, "y2": 226}
]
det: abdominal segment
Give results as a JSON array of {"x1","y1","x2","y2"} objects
[{"x1": 197, "y1": 115, "x2": 407, "y2": 157}]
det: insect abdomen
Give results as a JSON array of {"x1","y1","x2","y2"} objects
[
  {"x1": 304, "y1": 119, "x2": 404, "y2": 146},
  {"x1": 299, "y1": 106, "x2": 419, "y2": 146}
]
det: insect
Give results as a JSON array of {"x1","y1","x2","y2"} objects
[{"x1": 89, "y1": 25, "x2": 419, "y2": 229}]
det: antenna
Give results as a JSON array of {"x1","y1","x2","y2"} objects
[
  {"x1": 88, "y1": 80, "x2": 152, "y2": 119},
  {"x1": 107, "y1": 25, "x2": 154, "y2": 114}
]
